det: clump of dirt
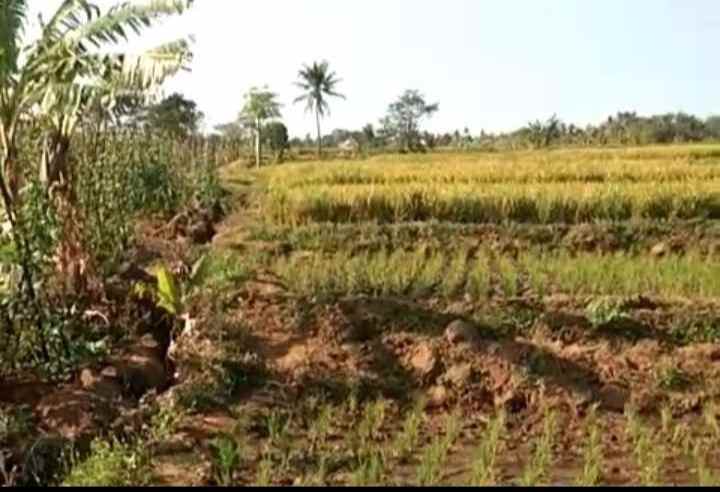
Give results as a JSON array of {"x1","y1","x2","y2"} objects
[
  {"x1": 237, "y1": 221, "x2": 720, "y2": 259},
  {"x1": 225, "y1": 290, "x2": 720, "y2": 436}
]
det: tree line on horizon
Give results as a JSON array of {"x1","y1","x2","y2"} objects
[{"x1": 120, "y1": 60, "x2": 720, "y2": 164}]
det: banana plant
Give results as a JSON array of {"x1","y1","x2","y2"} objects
[
  {"x1": 0, "y1": 0, "x2": 194, "y2": 360},
  {"x1": 135, "y1": 254, "x2": 210, "y2": 333},
  {"x1": 1, "y1": 0, "x2": 194, "y2": 210}
]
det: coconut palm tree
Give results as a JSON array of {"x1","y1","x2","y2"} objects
[
  {"x1": 0, "y1": 0, "x2": 193, "y2": 212},
  {"x1": 293, "y1": 60, "x2": 345, "y2": 159}
]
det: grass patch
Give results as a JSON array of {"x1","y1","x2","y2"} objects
[{"x1": 62, "y1": 437, "x2": 152, "y2": 487}]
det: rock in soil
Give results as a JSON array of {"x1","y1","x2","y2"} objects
[
  {"x1": 442, "y1": 363, "x2": 474, "y2": 389},
  {"x1": 79, "y1": 368, "x2": 124, "y2": 401},
  {"x1": 650, "y1": 242, "x2": 669, "y2": 258},
  {"x1": 445, "y1": 320, "x2": 481, "y2": 347},
  {"x1": 426, "y1": 386, "x2": 450, "y2": 409},
  {"x1": 189, "y1": 220, "x2": 216, "y2": 245},
  {"x1": 408, "y1": 343, "x2": 441, "y2": 381},
  {"x1": 597, "y1": 384, "x2": 630, "y2": 413},
  {"x1": 118, "y1": 354, "x2": 168, "y2": 398}
]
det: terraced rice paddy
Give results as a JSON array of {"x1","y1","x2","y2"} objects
[{"x1": 164, "y1": 145, "x2": 720, "y2": 485}]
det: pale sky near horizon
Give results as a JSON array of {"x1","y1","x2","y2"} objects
[{"x1": 30, "y1": 0, "x2": 720, "y2": 138}]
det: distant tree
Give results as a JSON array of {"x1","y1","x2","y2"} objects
[
  {"x1": 421, "y1": 131, "x2": 437, "y2": 150},
  {"x1": 322, "y1": 128, "x2": 345, "y2": 147},
  {"x1": 263, "y1": 121, "x2": 289, "y2": 162},
  {"x1": 706, "y1": 116, "x2": 720, "y2": 140},
  {"x1": 294, "y1": 60, "x2": 345, "y2": 159},
  {"x1": 380, "y1": 90, "x2": 439, "y2": 152},
  {"x1": 526, "y1": 114, "x2": 562, "y2": 149},
  {"x1": 437, "y1": 133, "x2": 453, "y2": 147},
  {"x1": 670, "y1": 112, "x2": 706, "y2": 142},
  {"x1": 592, "y1": 111, "x2": 708, "y2": 146},
  {"x1": 361, "y1": 124, "x2": 376, "y2": 148},
  {"x1": 240, "y1": 86, "x2": 282, "y2": 168},
  {"x1": 137, "y1": 93, "x2": 204, "y2": 138},
  {"x1": 212, "y1": 122, "x2": 246, "y2": 160}
]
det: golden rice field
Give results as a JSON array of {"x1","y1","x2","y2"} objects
[{"x1": 254, "y1": 145, "x2": 720, "y2": 226}]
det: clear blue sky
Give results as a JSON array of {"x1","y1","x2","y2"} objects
[{"x1": 33, "y1": 0, "x2": 720, "y2": 137}]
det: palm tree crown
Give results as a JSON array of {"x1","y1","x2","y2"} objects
[{"x1": 293, "y1": 60, "x2": 345, "y2": 158}]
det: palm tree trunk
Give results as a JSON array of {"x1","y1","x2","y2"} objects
[{"x1": 316, "y1": 110, "x2": 322, "y2": 159}]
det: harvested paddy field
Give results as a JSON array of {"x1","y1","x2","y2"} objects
[{"x1": 174, "y1": 145, "x2": 720, "y2": 486}]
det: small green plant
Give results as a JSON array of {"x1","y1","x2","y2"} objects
[
  {"x1": 346, "y1": 385, "x2": 360, "y2": 415},
  {"x1": 520, "y1": 407, "x2": 557, "y2": 486},
  {"x1": 265, "y1": 410, "x2": 292, "y2": 470},
  {"x1": 310, "y1": 454, "x2": 329, "y2": 486},
  {"x1": 392, "y1": 399, "x2": 425, "y2": 461},
  {"x1": 149, "y1": 403, "x2": 182, "y2": 442},
  {"x1": 633, "y1": 426, "x2": 664, "y2": 486},
  {"x1": 586, "y1": 297, "x2": 629, "y2": 329},
  {"x1": 174, "y1": 383, "x2": 220, "y2": 414},
  {"x1": 153, "y1": 264, "x2": 183, "y2": 316},
  {"x1": 626, "y1": 405, "x2": 665, "y2": 484},
  {"x1": 660, "y1": 405, "x2": 672, "y2": 438},
  {"x1": 217, "y1": 355, "x2": 268, "y2": 398},
  {"x1": 671, "y1": 422, "x2": 692, "y2": 458},
  {"x1": 443, "y1": 408, "x2": 463, "y2": 449},
  {"x1": 133, "y1": 255, "x2": 213, "y2": 319},
  {"x1": 210, "y1": 435, "x2": 242, "y2": 486},
  {"x1": 309, "y1": 404, "x2": 334, "y2": 452},
  {"x1": 62, "y1": 437, "x2": 151, "y2": 487},
  {"x1": 694, "y1": 442, "x2": 719, "y2": 486},
  {"x1": 355, "y1": 400, "x2": 387, "y2": 452},
  {"x1": 266, "y1": 410, "x2": 291, "y2": 447},
  {"x1": 350, "y1": 449, "x2": 385, "y2": 486},
  {"x1": 255, "y1": 452, "x2": 273, "y2": 486},
  {"x1": 416, "y1": 436, "x2": 448, "y2": 486},
  {"x1": 703, "y1": 402, "x2": 720, "y2": 439},
  {"x1": 656, "y1": 366, "x2": 693, "y2": 392},
  {"x1": 414, "y1": 408, "x2": 462, "y2": 486},
  {"x1": 576, "y1": 405, "x2": 604, "y2": 486},
  {"x1": 625, "y1": 405, "x2": 642, "y2": 444},
  {"x1": 471, "y1": 410, "x2": 506, "y2": 486}
]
